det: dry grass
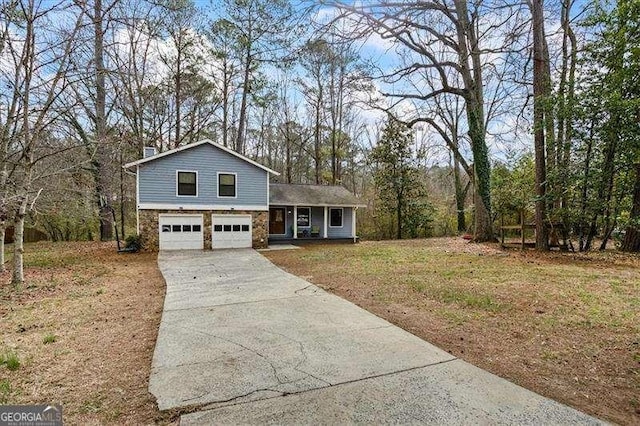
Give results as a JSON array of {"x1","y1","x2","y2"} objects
[
  {"x1": 0, "y1": 242, "x2": 169, "y2": 425},
  {"x1": 264, "y1": 238, "x2": 640, "y2": 425}
]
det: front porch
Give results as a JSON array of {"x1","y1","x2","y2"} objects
[
  {"x1": 268, "y1": 236, "x2": 359, "y2": 245},
  {"x1": 268, "y1": 205, "x2": 358, "y2": 241}
]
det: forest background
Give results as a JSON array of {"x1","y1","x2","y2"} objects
[{"x1": 1, "y1": 0, "x2": 639, "y2": 285}]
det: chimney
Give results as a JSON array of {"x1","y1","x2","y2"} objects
[{"x1": 143, "y1": 146, "x2": 157, "y2": 158}]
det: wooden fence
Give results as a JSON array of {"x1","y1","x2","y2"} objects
[{"x1": 3, "y1": 227, "x2": 49, "y2": 244}]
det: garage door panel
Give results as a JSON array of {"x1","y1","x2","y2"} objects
[
  {"x1": 212, "y1": 215, "x2": 252, "y2": 249},
  {"x1": 159, "y1": 215, "x2": 203, "y2": 250}
]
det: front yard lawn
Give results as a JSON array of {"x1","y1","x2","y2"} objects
[
  {"x1": 0, "y1": 242, "x2": 167, "y2": 424},
  {"x1": 264, "y1": 238, "x2": 640, "y2": 425}
]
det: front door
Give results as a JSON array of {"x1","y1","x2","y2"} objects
[{"x1": 269, "y1": 207, "x2": 286, "y2": 235}]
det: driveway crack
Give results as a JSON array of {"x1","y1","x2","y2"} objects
[
  {"x1": 182, "y1": 387, "x2": 283, "y2": 405},
  {"x1": 182, "y1": 326, "x2": 315, "y2": 387},
  {"x1": 258, "y1": 329, "x2": 333, "y2": 386},
  {"x1": 294, "y1": 284, "x2": 318, "y2": 294}
]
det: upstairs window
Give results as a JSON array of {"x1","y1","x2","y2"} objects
[
  {"x1": 218, "y1": 173, "x2": 236, "y2": 197},
  {"x1": 177, "y1": 171, "x2": 197, "y2": 196}
]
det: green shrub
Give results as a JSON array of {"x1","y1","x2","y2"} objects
[
  {"x1": 43, "y1": 333, "x2": 57, "y2": 344},
  {"x1": 124, "y1": 234, "x2": 142, "y2": 252},
  {"x1": 3, "y1": 351, "x2": 20, "y2": 371},
  {"x1": 0, "y1": 379, "x2": 11, "y2": 403}
]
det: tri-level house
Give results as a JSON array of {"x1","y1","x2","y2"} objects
[{"x1": 124, "y1": 139, "x2": 365, "y2": 250}]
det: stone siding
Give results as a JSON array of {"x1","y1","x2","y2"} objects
[{"x1": 138, "y1": 209, "x2": 268, "y2": 251}]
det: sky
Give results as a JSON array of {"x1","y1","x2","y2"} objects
[
  {"x1": 331, "y1": 1, "x2": 598, "y2": 167},
  {"x1": 1, "y1": 0, "x2": 595, "y2": 168}
]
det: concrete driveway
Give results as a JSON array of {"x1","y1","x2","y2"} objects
[{"x1": 150, "y1": 249, "x2": 601, "y2": 425}]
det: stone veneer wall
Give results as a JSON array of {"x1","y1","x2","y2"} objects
[{"x1": 138, "y1": 209, "x2": 268, "y2": 251}]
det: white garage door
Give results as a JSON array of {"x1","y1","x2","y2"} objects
[
  {"x1": 212, "y1": 214, "x2": 252, "y2": 249},
  {"x1": 159, "y1": 214, "x2": 204, "y2": 250}
]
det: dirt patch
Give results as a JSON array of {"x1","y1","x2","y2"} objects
[
  {"x1": 264, "y1": 238, "x2": 640, "y2": 425},
  {"x1": 0, "y1": 242, "x2": 172, "y2": 425}
]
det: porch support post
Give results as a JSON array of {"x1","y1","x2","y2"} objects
[
  {"x1": 351, "y1": 207, "x2": 357, "y2": 239},
  {"x1": 323, "y1": 206, "x2": 328, "y2": 238},
  {"x1": 293, "y1": 205, "x2": 298, "y2": 239}
]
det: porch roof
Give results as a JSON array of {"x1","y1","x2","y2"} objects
[{"x1": 269, "y1": 183, "x2": 366, "y2": 208}]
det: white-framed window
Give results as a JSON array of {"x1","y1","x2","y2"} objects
[
  {"x1": 217, "y1": 172, "x2": 237, "y2": 198},
  {"x1": 297, "y1": 207, "x2": 311, "y2": 227},
  {"x1": 329, "y1": 208, "x2": 343, "y2": 227},
  {"x1": 176, "y1": 170, "x2": 197, "y2": 197}
]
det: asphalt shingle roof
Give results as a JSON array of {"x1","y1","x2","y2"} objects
[{"x1": 269, "y1": 183, "x2": 366, "y2": 207}]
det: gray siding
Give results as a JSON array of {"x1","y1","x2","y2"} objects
[
  {"x1": 310, "y1": 207, "x2": 324, "y2": 233},
  {"x1": 139, "y1": 144, "x2": 268, "y2": 207},
  {"x1": 327, "y1": 207, "x2": 353, "y2": 238},
  {"x1": 269, "y1": 205, "x2": 354, "y2": 239}
]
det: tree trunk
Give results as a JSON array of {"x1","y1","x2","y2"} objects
[
  {"x1": 557, "y1": 0, "x2": 576, "y2": 210},
  {"x1": 236, "y1": 47, "x2": 252, "y2": 155},
  {"x1": 222, "y1": 59, "x2": 229, "y2": 147},
  {"x1": 329, "y1": 64, "x2": 337, "y2": 185},
  {"x1": 620, "y1": 163, "x2": 640, "y2": 251},
  {"x1": 453, "y1": 140, "x2": 466, "y2": 233},
  {"x1": 578, "y1": 121, "x2": 595, "y2": 251},
  {"x1": 11, "y1": 196, "x2": 28, "y2": 287},
  {"x1": 396, "y1": 196, "x2": 402, "y2": 239},
  {"x1": 543, "y1": 31, "x2": 556, "y2": 215},
  {"x1": 12, "y1": 2, "x2": 34, "y2": 287},
  {"x1": 174, "y1": 40, "x2": 182, "y2": 148},
  {"x1": 452, "y1": 0, "x2": 493, "y2": 242},
  {"x1": 285, "y1": 123, "x2": 292, "y2": 183},
  {"x1": 585, "y1": 216, "x2": 598, "y2": 251},
  {"x1": 468, "y1": 115, "x2": 493, "y2": 242},
  {"x1": 0, "y1": 223, "x2": 5, "y2": 273},
  {"x1": 335, "y1": 66, "x2": 346, "y2": 184},
  {"x1": 120, "y1": 150, "x2": 125, "y2": 238},
  {"x1": 0, "y1": 147, "x2": 7, "y2": 274},
  {"x1": 314, "y1": 92, "x2": 323, "y2": 184},
  {"x1": 94, "y1": 0, "x2": 112, "y2": 241},
  {"x1": 331, "y1": 131, "x2": 337, "y2": 184},
  {"x1": 532, "y1": 0, "x2": 549, "y2": 250}
]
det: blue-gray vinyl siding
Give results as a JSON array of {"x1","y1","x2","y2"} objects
[
  {"x1": 138, "y1": 143, "x2": 268, "y2": 207},
  {"x1": 327, "y1": 207, "x2": 353, "y2": 238},
  {"x1": 269, "y1": 206, "x2": 353, "y2": 239}
]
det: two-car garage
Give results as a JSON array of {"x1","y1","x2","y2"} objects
[{"x1": 158, "y1": 214, "x2": 252, "y2": 250}]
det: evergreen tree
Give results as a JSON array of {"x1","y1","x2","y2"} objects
[
  {"x1": 577, "y1": 0, "x2": 640, "y2": 251},
  {"x1": 370, "y1": 116, "x2": 432, "y2": 239}
]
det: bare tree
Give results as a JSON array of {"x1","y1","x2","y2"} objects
[
  {"x1": 298, "y1": 39, "x2": 331, "y2": 183},
  {"x1": 93, "y1": 0, "x2": 113, "y2": 241},
  {"x1": 0, "y1": 0, "x2": 21, "y2": 272},
  {"x1": 108, "y1": 0, "x2": 162, "y2": 155},
  {"x1": 1, "y1": 0, "x2": 85, "y2": 285},
  {"x1": 328, "y1": 0, "x2": 503, "y2": 241}
]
